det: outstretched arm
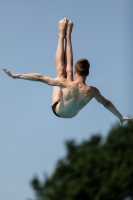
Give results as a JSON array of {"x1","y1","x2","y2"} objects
[
  {"x1": 93, "y1": 87, "x2": 133, "y2": 126},
  {"x1": 3, "y1": 68, "x2": 66, "y2": 87}
]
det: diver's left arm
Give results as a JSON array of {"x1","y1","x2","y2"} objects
[{"x1": 2, "y1": 68, "x2": 66, "y2": 87}]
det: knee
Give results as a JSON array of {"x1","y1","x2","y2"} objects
[
  {"x1": 66, "y1": 69, "x2": 73, "y2": 80},
  {"x1": 56, "y1": 66, "x2": 65, "y2": 78}
]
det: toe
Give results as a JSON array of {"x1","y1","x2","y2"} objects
[
  {"x1": 63, "y1": 18, "x2": 68, "y2": 24},
  {"x1": 70, "y1": 20, "x2": 74, "y2": 25}
]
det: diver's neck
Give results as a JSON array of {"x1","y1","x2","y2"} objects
[{"x1": 74, "y1": 75, "x2": 86, "y2": 84}]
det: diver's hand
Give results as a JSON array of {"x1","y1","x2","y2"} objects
[
  {"x1": 3, "y1": 68, "x2": 17, "y2": 79},
  {"x1": 120, "y1": 116, "x2": 133, "y2": 126}
]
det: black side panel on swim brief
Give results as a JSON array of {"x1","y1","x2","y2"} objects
[{"x1": 51, "y1": 100, "x2": 60, "y2": 117}]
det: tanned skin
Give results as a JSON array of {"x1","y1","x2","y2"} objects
[{"x1": 3, "y1": 18, "x2": 133, "y2": 126}]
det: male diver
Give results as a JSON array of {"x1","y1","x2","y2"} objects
[{"x1": 3, "y1": 18, "x2": 133, "y2": 126}]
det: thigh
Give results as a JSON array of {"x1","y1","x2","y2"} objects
[
  {"x1": 66, "y1": 66, "x2": 73, "y2": 81},
  {"x1": 56, "y1": 64, "x2": 66, "y2": 78},
  {"x1": 52, "y1": 86, "x2": 62, "y2": 105}
]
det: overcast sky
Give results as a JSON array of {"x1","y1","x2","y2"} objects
[{"x1": 0, "y1": 1, "x2": 133, "y2": 200}]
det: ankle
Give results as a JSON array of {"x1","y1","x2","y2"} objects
[
  {"x1": 59, "y1": 33, "x2": 65, "y2": 38},
  {"x1": 66, "y1": 34, "x2": 71, "y2": 39}
]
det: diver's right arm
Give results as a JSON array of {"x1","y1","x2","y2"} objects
[{"x1": 93, "y1": 87, "x2": 133, "y2": 126}]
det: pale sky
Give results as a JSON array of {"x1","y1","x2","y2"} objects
[{"x1": 0, "y1": 1, "x2": 133, "y2": 200}]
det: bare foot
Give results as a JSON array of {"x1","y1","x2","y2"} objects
[
  {"x1": 120, "y1": 116, "x2": 133, "y2": 126},
  {"x1": 66, "y1": 20, "x2": 74, "y2": 37},
  {"x1": 3, "y1": 68, "x2": 15, "y2": 78},
  {"x1": 58, "y1": 18, "x2": 67, "y2": 37}
]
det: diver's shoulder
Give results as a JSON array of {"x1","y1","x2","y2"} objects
[{"x1": 86, "y1": 85, "x2": 99, "y2": 94}]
